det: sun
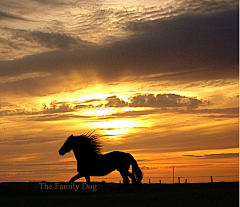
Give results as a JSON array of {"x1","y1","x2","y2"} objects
[{"x1": 90, "y1": 120, "x2": 137, "y2": 136}]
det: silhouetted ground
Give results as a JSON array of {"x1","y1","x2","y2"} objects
[{"x1": 0, "y1": 182, "x2": 238, "y2": 207}]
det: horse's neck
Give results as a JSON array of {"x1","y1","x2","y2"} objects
[{"x1": 72, "y1": 147, "x2": 97, "y2": 160}]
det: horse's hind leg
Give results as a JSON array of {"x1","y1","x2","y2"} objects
[
  {"x1": 119, "y1": 170, "x2": 129, "y2": 186},
  {"x1": 127, "y1": 171, "x2": 136, "y2": 185}
]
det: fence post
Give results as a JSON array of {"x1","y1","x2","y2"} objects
[
  {"x1": 210, "y1": 176, "x2": 213, "y2": 183},
  {"x1": 178, "y1": 177, "x2": 180, "y2": 184},
  {"x1": 185, "y1": 179, "x2": 187, "y2": 184},
  {"x1": 159, "y1": 180, "x2": 161, "y2": 184},
  {"x1": 173, "y1": 167, "x2": 174, "y2": 184},
  {"x1": 149, "y1": 179, "x2": 151, "y2": 184}
]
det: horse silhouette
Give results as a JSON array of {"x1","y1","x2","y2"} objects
[
  {"x1": 59, "y1": 133, "x2": 142, "y2": 186},
  {"x1": 59, "y1": 134, "x2": 142, "y2": 185}
]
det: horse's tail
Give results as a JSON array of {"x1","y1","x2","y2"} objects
[{"x1": 128, "y1": 153, "x2": 143, "y2": 184}]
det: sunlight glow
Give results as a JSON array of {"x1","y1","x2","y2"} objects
[
  {"x1": 94, "y1": 119, "x2": 137, "y2": 129},
  {"x1": 90, "y1": 119, "x2": 138, "y2": 136},
  {"x1": 80, "y1": 108, "x2": 114, "y2": 117}
]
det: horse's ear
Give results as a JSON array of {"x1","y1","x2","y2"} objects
[{"x1": 69, "y1": 134, "x2": 73, "y2": 138}]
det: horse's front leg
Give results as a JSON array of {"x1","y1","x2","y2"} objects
[
  {"x1": 69, "y1": 173, "x2": 83, "y2": 183},
  {"x1": 85, "y1": 175, "x2": 90, "y2": 184}
]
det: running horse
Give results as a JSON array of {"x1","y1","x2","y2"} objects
[{"x1": 59, "y1": 133, "x2": 143, "y2": 186}]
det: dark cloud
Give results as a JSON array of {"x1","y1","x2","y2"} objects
[
  {"x1": 107, "y1": 9, "x2": 238, "y2": 80},
  {"x1": 0, "y1": 108, "x2": 31, "y2": 116},
  {"x1": 105, "y1": 96, "x2": 128, "y2": 107},
  {"x1": 204, "y1": 114, "x2": 239, "y2": 119},
  {"x1": 0, "y1": 8, "x2": 238, "y2": 95},
  {"x1": 27, "y1": 31, "x2": 79, "y2": 49},
  {"x1": 130, "y1": 94, "x2": 204, "y2": 109},
  {"x1": 105, "y1": 93, "x2": 205, "y2": 109},
  {"x1": 0, "y1": 100, "x2": 75, "y2": 117},
  {"x1": 42, "y1": 100, "x2": 74, "y2": 113},
  {"x1": 3, "y1": 29, "x2": 86, "y2": 50},
  {"x1": 184, "y1": 153, "x2": 239, "y2": 159},
  {"x1": 32, "y1": 0, "x2": 71, "y2": 5},
  {"x1": 0, "y1": 11, "x2": 30, "y2": 21}
]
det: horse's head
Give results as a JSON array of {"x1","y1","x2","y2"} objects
[{"x1": 59, "y1": 134, "x2": 74, "y2": 155}]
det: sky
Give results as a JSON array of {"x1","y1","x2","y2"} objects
[{"x1": 0, "y1": 0, "x2": 239, "y2": 183}]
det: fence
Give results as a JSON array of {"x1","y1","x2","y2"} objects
[
  {"x1": 90, "y1": 174, "x2": 239, "y2": 184},
  {"x1": 142, "y1": 175, "x2": 239, "y2": 184}
]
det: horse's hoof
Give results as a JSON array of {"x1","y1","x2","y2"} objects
[
  {"x1": 123, "y1": 180, "x2": 129, "y2": 186},
  {"x1": 137, "y1": 182, "x2": 142, "y2": 187}
]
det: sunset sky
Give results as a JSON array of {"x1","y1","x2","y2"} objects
[{"x1": 0, "y1": 0, "x2": 239, "y2": 183}]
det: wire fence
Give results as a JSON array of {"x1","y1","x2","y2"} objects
[
  {"x1": 144, "y1": 175, "x2": 239, "y2": 184},
  {"x1": 92, "y1": 174, "x2": 239, "y2": 184}
]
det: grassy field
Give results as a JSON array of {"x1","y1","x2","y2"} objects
[{"x1": 0, "y1": 182, "x2": 238, "y2": 207}]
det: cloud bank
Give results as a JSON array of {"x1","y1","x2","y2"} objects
[{"x1": 0, "y1": 5, "x2": 238, "y2": 96}]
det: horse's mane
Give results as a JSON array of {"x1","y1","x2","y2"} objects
[{"x1": 74, "y1": 133, "x2": 102, "y2": 154}]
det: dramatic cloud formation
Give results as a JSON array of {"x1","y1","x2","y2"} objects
[
  {"x1": 0, "y1": 1, "x2": 238, "y2": 85},
  {"x1": 0, "y1": 0, "x2": 238, "y2": 183}
]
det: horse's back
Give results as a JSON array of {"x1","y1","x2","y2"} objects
[
  {"x1": 103, "y1": 151, "x2": 130, "y2": 159},
  {"x1": 104, "y1": 151, "x2": 127, "y2": 155}
]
